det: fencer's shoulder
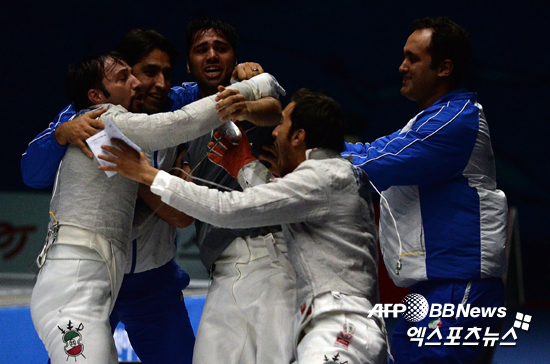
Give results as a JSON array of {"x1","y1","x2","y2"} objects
[{"x1": 298, "y1": 149, "x2": 352, "y2": 181}]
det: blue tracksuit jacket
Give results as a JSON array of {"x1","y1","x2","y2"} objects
[{"x1": 343, "y1": 89, "x2": 508, "y2": 287}]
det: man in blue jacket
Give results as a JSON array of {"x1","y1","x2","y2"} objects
[{"x1": 342, "y1": 17, "x2": 508, "y2": 363}]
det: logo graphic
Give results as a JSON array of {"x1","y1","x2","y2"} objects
[
  {"x1": 323, "y1": 353, "x2": 348, "y2": 364},
  {"x1": 0, "y1": 222, "x2": 36, "y2": 260},
  {"x1": 368, "y1": 293, "x2": 531, "y2": 347},
  {"x1": 58, "y1": 320, "x2": 86, "y2": 361},
  {"x1": 514, "y1": 312, "x2": 531, "y2": 331},
  {"x1": 402, "y1": 293, "x2": 429, "y2": 322},
  {"x1": 368, "y1": 293, "x2": 506, "y2": 322}
]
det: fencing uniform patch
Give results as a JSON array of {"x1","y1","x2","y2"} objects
[
  {"x1": 343, "y1": 322, "x2": 355, "y2": 334},
  {"x1": 334, "y1": 330, "x2": 353, "y2": 350},
  {"x1": 323, "y1": 352, "x2": 348, "y2": 363},
  {"x1": 58, "y1": 320, "x2": 86, "y2": 360}
]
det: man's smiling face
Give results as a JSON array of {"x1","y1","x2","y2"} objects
[{"x1": 131, "y1": 48, "x2": 173, "y2": 114}]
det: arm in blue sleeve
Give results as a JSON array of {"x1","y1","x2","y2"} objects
[
  {"x1": 167, "y1": 82, "x2": 200, "y2": 111},
  {"x1": 21, "y1": 105, "x2": 75, "y2": 188},
  {"x1": 342, "y1": 101, "x2": 479, "y2": 191}
]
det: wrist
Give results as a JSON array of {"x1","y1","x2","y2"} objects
[
  {"x1": 54, "y1": 127, "x2": 68, "y2": 145},
  {"x1": 142, "y1": 166, "x2": 160, "y2": 186},
  {"x1": 228, "y1": 156, "x2": 257, "y2": 179}
]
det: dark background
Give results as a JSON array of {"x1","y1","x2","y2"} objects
[{"x1": 2, "y1": 1, "x2": 549, "y2": 303}]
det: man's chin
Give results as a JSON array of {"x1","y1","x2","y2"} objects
[{"x1": 200, "y1": 77, "x2": 231, "y2": 91}]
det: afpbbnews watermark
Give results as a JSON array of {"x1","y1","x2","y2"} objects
[
  {"x1": 368, "y1": 293, "x2": 532, "y2": 347},
  {"x1": 368, "y1": 293, "x2": 506, "y2": 320}
]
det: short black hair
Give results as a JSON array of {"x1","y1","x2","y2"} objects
[
  {"x1": 184, "y1": 18, "x2": 239, "y2": 57},
  {"x1": 289, "y1": 88, "x2": 346, "y2": 153},
  {"x1": 117, "y1": 29, "x2": 179, "y2": 67},
  {"x1": 64, "y1": 52, "x2": 125, "y2": 111},
  {"x1": 413, "y1": 16, "x2": 472, "y2": 86}
]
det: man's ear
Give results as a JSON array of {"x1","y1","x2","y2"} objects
[
  {"x1": 187, "y1": 61, "x2": 191, "y2": 74},
  {"x1": 291, "y1": 128, "x2": 306, "y2": 146},
  {"x1": 88, "y1": 89, "x2": 105, "y2": 105},
  {"x1": 438, "y1": 59, "x2": 454, "y2": 78}
]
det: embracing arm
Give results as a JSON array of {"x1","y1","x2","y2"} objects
[
  {"x1": 342, "y1": 101, "x2": 480, "y2": 190},
  {"x1": 21, "y1": 106, "x2": 105, "y2": 188},
  {"x1": 226, "y1": 63, "x2": 282, "y2": 126},
  {"x1": 98, "y1": 139, "x2": 328, "y2": 230},
  {"x1": 112, "y1": 73, "x2": 285, "y2": 153},
  {"x1": 149, "y1": 164, "x2": 329, "y2": 229}
]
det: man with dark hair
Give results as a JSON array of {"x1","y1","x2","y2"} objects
[
  {"x1": 180, "y1": 18, "x2": 295, "y2": 364},
  {"x1": 28, "y1": 50, "x2": 283, "y2": 363},
  {"x1": 22, "y1": 31, "x2": 199, "y2": 364},
  {"x1": 96, "y1": 88, "x2": 387, "y2": 364},
  {"x1": 22, "y1": 28, "x2": 270, "y2": 363},
  {"x1": 184, "y1": 18, "x2": 240, "y2": 98},
  {"x1": 117, "y1": 29, "x2": 180, "y2": 77},
  {"x1": 343, "y1": 16, "x2": 507, "y2": 363}
]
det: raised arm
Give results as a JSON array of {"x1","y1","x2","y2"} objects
[
  {"x1": 216, "y1": 89, "x2": 282, "y2": 127},
  {"x1": 111, "y1": 73, "x2": 285, "y2": 153},
  {"x1": 225, "y1": 63, "x2": 283, "y2": 127}
]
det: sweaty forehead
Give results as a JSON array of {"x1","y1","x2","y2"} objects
[
  {"x1": 105, "y1": 56, "x2": 127, "y2": 69},
  {"x1": 104, "y1": 57, "x2": 130, "y2": 79},
  {"x1": 192, "y1": 28, "x2": 229, "y2": 47},
  {"x1": 136, "y1": 49, "x2": 172, "y2": 68}
]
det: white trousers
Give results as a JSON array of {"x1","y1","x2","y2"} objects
[
  {"x1": 293, "y1": 292, "x2": 387, "y2": 364},
  {"x1": 193, "y1": 233, "x2": 296, "y2": 364},
  {"x1": 30, "y1": 227, "x2": 124, "y2": 364}
]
